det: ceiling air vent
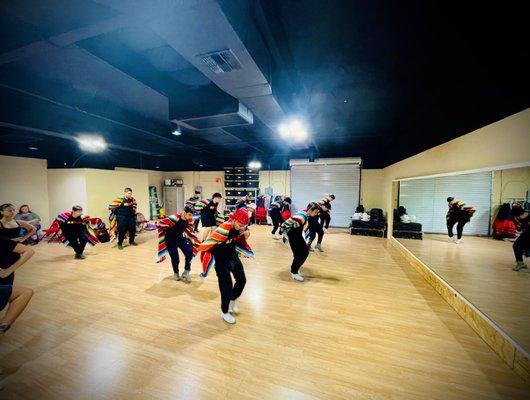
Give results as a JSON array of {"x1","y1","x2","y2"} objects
[{"x1": 199, "y1": 49, "x2": 242, "y2": 74}]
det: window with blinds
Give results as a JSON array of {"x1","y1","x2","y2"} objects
[
  {"x1": 290, "y1": 160, "x2": 361, "y2": 227},
  {"x1": 399, "y1": 172, "x2": 492, "y2": 235}
]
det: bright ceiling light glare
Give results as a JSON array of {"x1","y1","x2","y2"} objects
[
  {"x1": 75, "y1": 134, "x2": 107, "y2": 153},
  {"x1": 277, "y1": 118, "x2": 309, "y2": 142},
  {"x1": 28, "y1": 146, "x2": 39, "y2": 150},
  {"x1": 171, "y1": 126, "x2": 182, "y2": 136},
  {"x1": 278, "y1": 123, "x2": 290, "y2": 138},
  {"x1": 248, "y1": 161, "x2": 262, "y2": 169}
]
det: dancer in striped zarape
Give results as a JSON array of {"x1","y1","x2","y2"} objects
[
  {"x1": 195, "y1": 192, "x2": 223, "y2": 241},
  {"x1": 198, "y1": 208, "x2": 253, "y2": 324},
  {"x1": 156, "y1": 206, "x2": 200, "y2": 283},
  {"x1": 108, "y1": 188, "x2": 138, "y2": 250},
  {"x1": 282, "y1": 202, "x2": 321, "y2": 282},
  {"x1": 44, "y1": 205, "x2": 98, "y2": 260}
]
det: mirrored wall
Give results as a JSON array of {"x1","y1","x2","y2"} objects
[{"x1": 392, "y1": 165, "x2": 530, "y2": 355}]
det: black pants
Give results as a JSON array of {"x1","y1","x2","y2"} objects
[
  {"x1": 214, "y1": 254, "x2": 246, "y2": 313},
  {"x1": 117, "y1": 215, "x2": 136, "y2": 245},
  {"x1": 271, "y1": 212, "x2": 282, "y2": 234},
  {"x1": 288, "y1": 230, "x2": 309, "y2": 274},
  {"x1": 447, "y1": 217, "x2": 469, "y2": 239},
  {"x1": 513, "y1": 230, "x2": 530, "y2": 262},
  {"x1": 307, "y1": 216, "x2": 324, "y2": 245},
  {"x1": 193, "y1": 217, "x2": 200, "y2": 232},
  {"x1": 166, "y1": 234, "x2": 194, "y2": 274},
  {"x1": 65, "y1": 231, "x2": 88, "y2": 255},
  {"x1": 320, "y1": 212, "x2": 331, "y2": 229}
]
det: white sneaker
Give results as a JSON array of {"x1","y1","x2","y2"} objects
[
  {"x1": 291, "y1": 273, "x2": 304, "y2": 282},
  {"x1": 455, "y1": 239, "x2": 463, "y2": 244},
  {"x1": 173, "y1": 273, "x2": 180, "y2": 281},
  {"x1": 315, "y1": 244, "x2": 324, "y2": 252},
  {"x1": 448, "y1": 237, "x2": 455, "y2": 243},
  {"x1": 229, "y1": 300, "x2": 240, "y2": 314},
  {"x1": 221, "y1": 311, "x2": 236, "y2": 324},
  {"x1": 272, "y1": 234, "x2": 280, "y2": 240},
  {"x1": 182, "y1": 270, "x2": 191, "y2": 282}
]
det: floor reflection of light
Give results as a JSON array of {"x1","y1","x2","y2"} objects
[{"x1": 85, "y1": 334, "x2": 125, "y2": 393}]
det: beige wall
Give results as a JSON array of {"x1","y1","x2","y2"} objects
[
  {"x1": 84, "y1": 169, "x2": 150, "y2": 221},
  {"x1": 259, "y1": 170, "x2": 290, "y2": 196},
  {"x1": 383, "y1": 108, "x2": 530, "y2": 228},
  {"x1": 115, "y1": 167, "x2": 166, "y2": 201},
  {"x1": 0, "y1": 155, "x2": 51, "y2": 226},
  {"x1": 47, "y1": 169, "x2": 88, "y2": 222},
  {"x1": 360, "y1": 169, "x2": 384, "y2": 210}
]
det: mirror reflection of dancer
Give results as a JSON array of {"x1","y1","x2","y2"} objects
[
  {"x1": 109, "y1": 188, "x2": 138, "y2": 250},
  {"x1": 44, "y1": 206, "x2": 99, "y2": 259},
  {"x1": 198, "y1": 208, "x2": 253, "y2": 324},
  {"x1": 446, "y1": 197, "x2": 476, "y2": 244},
  {"x1": 186, "y1": 190, "x2": 202, "y2": 232},
  {"x1": 282, "y1": 202, "x2": 321, "y2": 282},
  {"x1": 156, "y1": 206, "x2": 201, "y2": 282},
  {"x1": 0, "y1": 237, "x2": 34, "y2": 336},
  {"x1": 512, "y1": 206, "x2": 529, "y2": 271},
  {"x1": 196, "y1": 193, "x2": 223, "y2": 241}
]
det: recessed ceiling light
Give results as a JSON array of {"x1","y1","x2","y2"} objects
[
  {"x1": 343, "y1": 99, "x2": 348, "y2": 103},
  {"x1": 248, "y1": 161, "x2": 262, "y2": 169},
  {"x1": 75, "y1": 134, "x2": 107, "y2": 153},
  {"x1": 28, "y1": 146, "x2": 38, "y2": 150},
  {"x1": 155, "y1": 166, "x2": 160, "y2": 169},
  {"x1": 172, "y1": 126, "x2": 182, "y2": 136}
]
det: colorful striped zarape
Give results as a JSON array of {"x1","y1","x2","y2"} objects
[
  {"x1": 194, "y1": 198, "x2": 210, "y2": 212},
  {"x1": 156, "y1": 213, "x2": 201, "y2": 263},
  {"x1": 281, "y1": 210, "x2": 309, "y2": 237},
  {"x1": 216, "y1": 213, "x2": 228, "y2": 225},
  {"x1": 43, "y1": 211, "x2": 99, "y2": 246},
  {"x1": 198, "y1": 221, "x2": 254, "y2": 278},
  {"x1": 108, "y1": 196, "x2": 137, "y2": 238}
]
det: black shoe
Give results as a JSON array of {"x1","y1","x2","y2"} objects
[
  {"x1": 129, "y1": 242, "x2": 138, "y2": 246},
  {"x1": 75, "y1": 253, "x2": 86, "y2": 260}
]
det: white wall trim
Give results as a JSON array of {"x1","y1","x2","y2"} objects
[{"x1": 393, "y1": 161, "x2": 530, "y2": 182}]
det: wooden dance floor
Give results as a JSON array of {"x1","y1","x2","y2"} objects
[
  {"x1": 397, "y1": 234, "x2": 530, "y2": 354},
  {"x1": 1, "y1": 226, "x2": 529, "y2": 399}
]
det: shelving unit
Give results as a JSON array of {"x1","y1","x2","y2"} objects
[{"x1": 224, "y1": 167, "x2": 259, "y2": 211}]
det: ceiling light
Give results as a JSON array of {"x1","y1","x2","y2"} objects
[
  {"x1": 248, "y1": 161, "x2": 262, "y2": 169},
  {"x1": 75, "y1": 134, "x2": 107, "y2": 153},
  {"x1": 28, "y1": 146, "x2": 38, "y2": 150},
  {"x1": 277, "y1": 118, "x2": 309, "y2": 142},
  {"x1": 172, "y1": 126, "x2": 182, "y2": 136}
]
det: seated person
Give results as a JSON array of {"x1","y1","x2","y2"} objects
[
  {"x1": 15, "y1": 204, "x2": 42, "y2": 244},
  {"x1": 0, "y1": 203, "x2": 35, "y2": 243},
  {"x1": 0, "y1": 236, "x2": 34, "y2": 336},
  {"x1": 492, "y1": 203, "x2": 517, "y2": 240}
]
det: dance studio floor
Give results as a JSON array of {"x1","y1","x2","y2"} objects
[
  {"x1": 397, "y1": 234, "x2": 530, "y2": 354},
  {"x1": 1, "y1": 226, "x2": 529, "y2": 399}
]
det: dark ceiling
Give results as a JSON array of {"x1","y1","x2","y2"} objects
[{"x1": 0, "y1": 0, "x2": 528, "y2": 170}]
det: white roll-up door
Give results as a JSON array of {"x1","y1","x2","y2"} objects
[
  {"x1": 290, "y1": 159, "x2": 361, "y2": 227},
  {"x1": 399, "y1": 171, "x2": 492, "y2": 235}
]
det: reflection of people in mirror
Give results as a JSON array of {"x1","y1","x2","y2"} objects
[
  {"x1": 446, "y1": 197, "x2": 476, "y2": 244},
  {"x1": 512, "y1": 204, "x2": 529, "y2": 271}
]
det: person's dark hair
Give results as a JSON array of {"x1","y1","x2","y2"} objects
[
  {"x1": 307, "y1": 202, "x2": 321, "y2": 211},
  {"x1": 18, "y1": 204, "x2": 31, "y2": 214},
  {"x1": 495, "y1": 203, "x2": 511, "y2": 221},
  {"x1": 194, "y1": 190, "x2": 201, "y2": 195},
  {"x1": 356, "y1": 205, "x2": 365, "y2": 213},
  {"x1": 512, "y1": 205, "x2": 525, "y2": 217},
  {"x1": 212, "y1": 192, "x2": 222, "y2": 199},
  {"x1": 183, "y1": 206, "x2": 194, "y2": 214},
  {"x1": 72, "y1": 205, "x2": 83, "y2": 212},
  {"x1": 329, "y1": 194, "x2": 335, "y2": 200},
  {"x1": 397, "y1": 205, "x2": 407, "y2": 217},
  {"x1": 0, "y1": 203, "x2": 14, "y2": 218},
  {"x1": 283, "y1": 197, "x2": 292, "y2": 204},
  {"x1": 447, "y1": 196, "x2": 454, "y2": 202},
  {"x1": 124, "y1": 187, "x2": 133, "y2": 193}
]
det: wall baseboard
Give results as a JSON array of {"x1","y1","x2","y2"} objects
[{"x1": 390, "y1": 236, "x2": 529, "y2": 382}]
